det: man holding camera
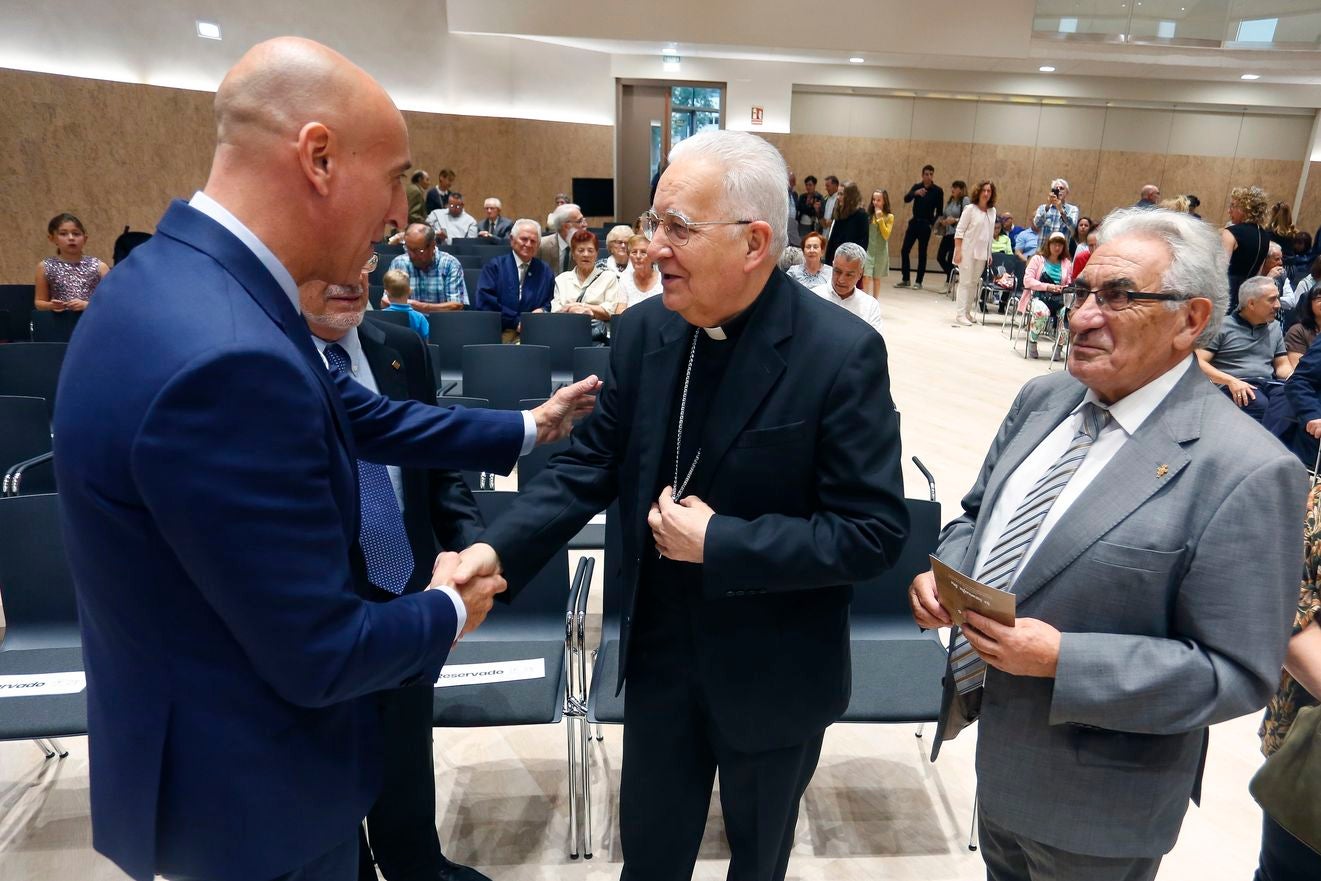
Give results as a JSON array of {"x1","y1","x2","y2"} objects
[{"x1": 1031, "y1": 178, "x2": 1079, "y2": 242}]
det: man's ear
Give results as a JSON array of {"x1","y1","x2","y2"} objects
[
  {"x1": 1180, "y1": 297, "x2": 1214, "y2": 348},
  {"x1": 297, "y1": 122, "x2": 333, "y2": 197},
  {"x1": 744, "y1": 221, "x2": 773, "y2": 269}
]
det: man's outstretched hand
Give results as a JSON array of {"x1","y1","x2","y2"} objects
[
  {"x1": 530, "y1": 376, "x2": 602, "y2": 445},
  {"x1": 432, "y1": 548, "x2": 506, "y2": 638}
]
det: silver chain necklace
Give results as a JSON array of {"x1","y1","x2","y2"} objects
[{"x1": 672, "y1": 327, "x2": 703, "y2": 503}]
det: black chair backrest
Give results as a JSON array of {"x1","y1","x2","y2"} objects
[
  {"x1": 368, "y1": 285, "x2": 384, "y2": 310},
  {"x1": 0, "y1": 396, "x2": 51, "y2": 473},
  {"x1": 30, "y1": 310, "x2": 82, "y2": 343},
  {"x1": 364, "y1": 309, "x2": 411, "y2": 329},
  {"x1": 0, "y1": 285, "x2": 36, "y2": 342},
  {"x1": 0, "y1": 494, "x2": 80, "y2": 649},
  {"x1": 515, "y1": 397, "x2": 568, "y2": 490},
  {"x1": 0, "y1": 343, "x2": 67, "y2": 420},
  {"x1": 520, "y1": 313, "x2": 593, "y2": 378},
  {"x1": 461, "y1": 344, "x2": 552, "y2": 411},
  {"x1": 437, "y1": 395, "x2": 490, "y2": 409},
  {"x1": 456, "y1": 254, "x2": 483, "y2": 270},
  {"x1": 572, "y1": 346, "x2": 612, "y2": 384},
  {"x1": 849, "y1": 498, "x2": 942, "y2": 624},
  {"x1": 463, "y1": 268, "x2": 482, "y2": 301},
  {"x1": 373, "y1": 242, "x2": 405, "y2": 257},
  {"x1": 470, "y1": 491, "x2": 571, "y2": 631},
  {"x1": 112, "y1": 227, "x2": 152, "y2": 264},
  {"x1": 427, "y1": 311, "x2": 501, "y2": 376}
]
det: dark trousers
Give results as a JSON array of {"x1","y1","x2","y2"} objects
[
  {"x1": 1255, "y1": 813, "x2": 1321, "y2": 880},
  {"x1": 167, "y1": 836, "x2": 357, "y2": 881},
  {"x1": 900, "y1": 220, "x2": 933, "y2": 284},
  {"x1": 979, "y1": 813, "x2": 1160, "y2": 881},
  {"x1": 357, "y1": 684, "x2": 446, "y2": 881},
  {"x1": 618, "y1": 616, "x2": 825, "y2": 881},
  {"x1": 937, "y1": 234, "x2": 956, "y2": 281}
]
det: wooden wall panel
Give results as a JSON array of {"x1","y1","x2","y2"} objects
[{"x1": 0, "y1": 68, "x2": 614, "y2": 282}]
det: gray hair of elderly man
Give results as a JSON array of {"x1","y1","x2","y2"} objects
[
  {"x1": 667, "y1": 129, "x2": 790, "y2": 257},
  {"x1": 1051, "y1": 178, "x2": 1070, "y2": 192},
  {"x1": 834, "y1": 241, "x2": 868, "y2": 267},
  {"x1": 1094, "y1": 207, "x2": 1228, "y2": 347},
  {"x1": 509, "y1": 218, "x2": 541, "y2": 239},
  {"x1": 1238, "y1": 275, "x2": 1278, "y2": 306},
  {"x1": 549, "y1": 203, "x2": 582, "y2": 232},
  {"x1": 778, "y1": 246, "x2": 804, "y2": 272}
]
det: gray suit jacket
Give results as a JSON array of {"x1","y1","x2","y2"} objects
[
  {"x1": 539, "y1": 235, "x2": 568, "y2": 273},
  {"x1": 935, "y1": 362, "x2": 1307, "y2": 859}
]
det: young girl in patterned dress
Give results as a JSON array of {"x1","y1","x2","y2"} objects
[{"x1": 35, "y1": 213, "x2": 108, "y2": 313}]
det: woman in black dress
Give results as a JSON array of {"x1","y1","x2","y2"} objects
[
  {"x1": 825, "y1": 180, "x2": 869, "y2": 266},
  {"x1": 1222, "y1": 186, "x2": 1271, "y2": 312}
]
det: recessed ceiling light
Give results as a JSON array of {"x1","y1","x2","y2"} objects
[
  {"x1": 662, "y1": 54, "x2": 681, "y2": 73},
  {"x1": 1241, "y1": 73, "x2": 1261, "y2": 80},
  {"x1": 196, "y1": 20, "x2": 221, "y2": 40},
  {"x1": 1039, "y1": 66, "x2": 1056, "y2": 72},
  {"x1": 849, "y1": 57, "x2": 865, "y2": 64}
]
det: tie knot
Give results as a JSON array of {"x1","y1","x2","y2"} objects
[
  {"x1": 1080, "y1": 401, "x2": 1111, "y2": 441},
  {"x1": 323, "y1": 343, "x2": 351, "y2": 374}
]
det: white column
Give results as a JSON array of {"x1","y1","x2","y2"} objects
[{"x1": 1293, "y1": 109, "x2": 1321, "y2": 220}]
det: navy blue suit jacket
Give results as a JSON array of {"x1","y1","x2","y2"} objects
[
  {"x1": 52, "y1": 200, "x2": 525, "y2": 881},
  {"x1": 474, "y1": 253, "x2": 554, "y2": 330}
]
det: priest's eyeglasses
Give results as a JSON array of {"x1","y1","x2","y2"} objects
[
  {"x1": 642, "y1": 210, "x2": 753, "y2": 247},
  {"x1": 1062, "y1": 285, "x2": 1190, "y2": 312}
]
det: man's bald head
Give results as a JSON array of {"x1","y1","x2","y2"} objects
[
  {"x1": 215, "y1": 37, "x2": 397, "y2": 149},
  {"x1": 203, "y1": 37, "x2": 413, "y2": 288}
]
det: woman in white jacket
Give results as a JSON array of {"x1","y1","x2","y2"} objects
[{"x1": 952, "y1": 180, "x2": 998, "y2": 326}]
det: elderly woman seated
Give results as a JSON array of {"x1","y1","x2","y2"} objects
[
  {"x1": 553, "y1": 229, "x2": 622, "y2": 343},
  {"x1": 786, "y1": 231, "x2": 832, "y2": 294},
  {"x1": 598, "y1": 225, "x2": 636, "y2": 277}
]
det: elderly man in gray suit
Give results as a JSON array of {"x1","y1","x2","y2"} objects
[{"x1": 910, "y1": 206, "x2": 1308, "y2": 880}]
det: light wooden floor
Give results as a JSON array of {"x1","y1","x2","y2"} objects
[{"x1": 0, "y1": 280, "x2": 1274, "y2": 880}]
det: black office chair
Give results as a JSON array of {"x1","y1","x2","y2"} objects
[
  {"x1": 430, "y1": 490, "x2": 595, "y2": 857},
  {"x1": 0, "y1": 343, "x2": 67, "y2": 420},
  {"x1": 0, "y1": 396, "x2": 54, "y2": 496},
  {"x1": 0, "y1": 285, "x2": 35, "y2": 342},
  {"x1": 0, "y1": 494, "x2": 86, "y2": 760},
  {"x1": 463, "y1": 268, "x2": 482, "y2": 302},
  {"x1": 456, "y1": 254, "x2": 483, "y2": 271},
  {"x1": 427, "y1": 310, "x2": 501, "y2": 395},
  {"x1": 373, "y1": 242, "x2": 404, "y2": 258},
  {"x1": 29, "y1": 310, "x2": 81, "y2": 343},
  {"x1": 435, "y1": 395, "x2": 491, "y2": 490},
  {"x1": 364, "y1": 309, "x2": 411, "y2": 329},
  {"x1": 520, "y1": 313, "x2": 593, "y2": 387},
  {"x1": 572, "y1": 346, "x2": 612, "y2": 385},
  {"x1": 461, "y1": 344, "x2": 551, "y2": 411}
]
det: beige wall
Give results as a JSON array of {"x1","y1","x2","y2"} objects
[
  {"x1": 0, "y1": 68, "x2": 613, "y2": 283},
  {"x1": 775, "y1": 93, "x2": 1314, "y2": 268}
]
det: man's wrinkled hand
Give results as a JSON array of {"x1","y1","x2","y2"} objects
[
  {"x1": 648, "y1": 486, "x2": 714, "y2": 563},
  {"x1": 961, "y1": 611, "x2": 1061, "y2": 678},
  {"x1": 531, "y1": 376, "x2": 601, "y2": 445},
  {"x1": 908, "y1": 569, "x2": 952, "y2": 629},
  {"x1": 428, "y1": 551, "x2": 461, "y2": 590}
]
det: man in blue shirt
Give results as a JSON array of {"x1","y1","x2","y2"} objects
[
  {"x1": 381, "y1": 268, "x2": 431, "y2": 341},
  {"x1": 1014, "y1": 227, "x2": 1040, "y2": 261},
  {"x1": 388, "y1": 223, "x2": 467, "y2": 313}
]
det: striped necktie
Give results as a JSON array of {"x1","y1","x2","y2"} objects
[{"x1": 949, "y1": 401, "x2": 1111, "y2": 695}]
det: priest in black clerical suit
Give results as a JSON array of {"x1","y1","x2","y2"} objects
[{"x1": 458, "y1": 131, "x2": 909, "y2": 881}]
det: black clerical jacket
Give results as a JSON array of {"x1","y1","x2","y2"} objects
[{"x1": 481, "y1": 269, "x2": 909, "y2": 752}]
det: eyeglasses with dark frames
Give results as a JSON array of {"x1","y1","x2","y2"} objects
[
  {"x1": 1062, "y1": 284, "x2": 1193, "y2": 312},
  {"x1": 642, "y1": 209, "x2": 753, "y2": 247}
]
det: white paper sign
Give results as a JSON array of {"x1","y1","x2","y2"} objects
[
  {"x1": 435, "y1": 658, "x2": 546, "y2": 688},
  {"x1": 0, "y1": 671, "x2": 86, "y2": 698}
]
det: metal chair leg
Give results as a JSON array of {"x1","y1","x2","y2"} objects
[
  {"x1": 968, "y1": 796, "x2": 979, "y2": 852},
  {"x1": 46, "y1": 738, "x2": 69, "y2": 758},
  {"x1": 566, "y1": 717, "x2": 580, "y2": 859},
  {"x1": 33, "y1": 739, "x2": 55, "y2": 760},
  {"x1": 915, "y1": 722, "x2": 926, "y2": 738},
  {"x1": 580, "y1": 715, "x2": 593, "y2": 859},
  {"x1": 594, "y1": 724, "x2": 603, "y2": 742}
]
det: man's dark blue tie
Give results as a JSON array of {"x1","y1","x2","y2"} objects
[{"x1": 323, "y1": 343, "x2": 413, "y2": 595}]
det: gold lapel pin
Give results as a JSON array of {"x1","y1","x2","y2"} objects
[
  {"x1": 391, "y1": 359, "x2": 402, "y2": 371},
  {"x1": 1156, "y1": 464, "x2": 1169, "y2": 478}
]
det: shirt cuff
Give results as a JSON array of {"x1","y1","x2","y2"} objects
[
  {"x1": 520, "y1": 410, "x2": 538, "y2": 456},
  {"x1": 433, "y1": 584, "x2": 467, "y2": 642}
]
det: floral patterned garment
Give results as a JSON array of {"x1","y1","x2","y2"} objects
[{"x1": 1259, "y1": 481, "x2": 1321, "y2": 756}]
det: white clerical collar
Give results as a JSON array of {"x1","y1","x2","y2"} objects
[
  {"x1": 189, "y1": 191, "x2": 300, "y2": 314},
  {"x1": 703, "y1": 325, "x2": 727, "y2": 340}
]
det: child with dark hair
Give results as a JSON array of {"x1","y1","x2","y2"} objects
[{"x1": 35, "y1": 213, "x2": 108, "y2": 312}]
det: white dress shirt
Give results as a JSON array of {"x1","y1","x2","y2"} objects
[
  {"x1": 190, "y1": 190, "x2": 537, "y2": 454},
  {"x1": 310, "y1": 328, "x2": 467, "y2": 638},
  {"x1": 971, "y1": 356, "x2": 1194, "y2": 582},
  {"x1": 426, "y1": 209, "x2": 479, "y2": 240},
  {"x1": 817, "y1": 288, "x2": 885, "y2": 337}
]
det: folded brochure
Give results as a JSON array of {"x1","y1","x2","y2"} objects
[{"x1": 929, "y1": 555, "x2": 1016, "y2": 628}]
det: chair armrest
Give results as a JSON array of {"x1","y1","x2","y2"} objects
[{"x1": 4, "y1": 451, "x2": 53, "y2": 497}]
